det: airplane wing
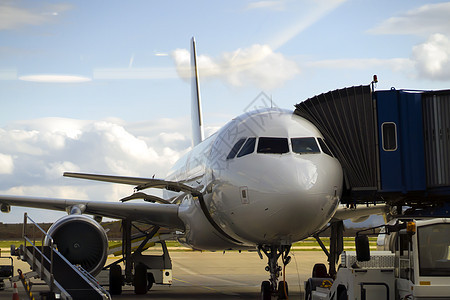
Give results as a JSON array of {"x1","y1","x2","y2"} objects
[
  {"x1": 0, "y1": 195, "x2": 185, "y2": 230},
  {"x1": 1, "y1": 173, "x2": 203, "y2": 230},
  {"x1": 63, "y1": 172, "x2": 200, "y2": 194},
  {"x1": 331, "y1": 204, "x2": 388, "y2": 223}
]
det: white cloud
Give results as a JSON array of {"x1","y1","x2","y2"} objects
[
  {"x1": 0, "y1": 153, "x2": 14, "y2": 174},
  {"x1": 0, "y1": 116, "x2": 225, "y2": 222},
  {"x1": 0, "y1": 128, "x2": 44, "y2": 156},
  {"x1": 14, "y1": 117, "x2": 86, "y2": 139},
  {"x1": 19, "y1": 74, "x2": 91, "y2": 83},
  {"x1": 2, "y1": 185, "x2": 89, "y2": 200},
  {"x1": 412, "y1": 33, "x2": 450, "y2": 80},
  {"x1": 158, "y1": 132, "x2": 186, "y2": 144},
  {"x1": 366, "y1": 3, "x2": 450, "y2": 81},
  {"x1": 245, "y1": 1, "x2": 287, "y2": 11},
  {"x1": 369, "y1": 3, "x2": 450, "y2": 36},
  {"x1": 0, "y1": 3, "x2": 72, "y2": 30},
  {"x1": 0, "y1": 118, "x2": 88, "y2": 155},
  {"x1": 171, "y1": 44, "x2": 299, "y2": 89},
  {"x1": 45, "y1": 161, "x2": 80, "y2": 180},
  {"x1": 0, "y1": 117, "x2": 191, "y2": 198}
]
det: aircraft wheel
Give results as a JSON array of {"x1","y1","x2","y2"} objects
[
  {"x1": 261, "y1": 280, "x2": 271, "y2": 300},
  {"x1": 337, "y1": 287, "x2": 348, "y2": 300},
  {"x1": 109, "y1": 265, "x2": 122, "y2": 295},
  {"x1": 147, "y1": 273, "x2": 155, "y2": 290},
  {"x1": 304, "y1": 280, "x2": 312, "y2": 300},
  {"x1": 134, "y1": 263, "x2": 148, "y2": 295},
  {"x1": 278, "y1": 281, "x2": 288, "y2": 299}
]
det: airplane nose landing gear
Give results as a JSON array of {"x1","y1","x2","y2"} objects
[{"x1": 258, "y1": 245, "x2": 291, "y2": 300}]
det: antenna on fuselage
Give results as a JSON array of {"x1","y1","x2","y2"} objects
[{"x1": 190, "y1": 37, "x2": 204, "y2": 146}]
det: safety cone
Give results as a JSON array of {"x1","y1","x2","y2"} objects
[{"x1": 12, "y1": 282, "x2": 19, "y2": 300}]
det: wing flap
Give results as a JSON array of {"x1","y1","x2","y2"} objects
[
  {"x1": 63, "y1": 172, "x2": 200, "y2": 194},
  {"x1": 64, "y1": 172, "x2": 154, "y2": 185}
]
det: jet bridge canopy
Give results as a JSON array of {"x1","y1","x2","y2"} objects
[
  {"x1": 294, "y1": 85, "x2": 378, "y2": 192},
  {"x1": 295, "y1": 85, "x2": 450, "y2": 205}
]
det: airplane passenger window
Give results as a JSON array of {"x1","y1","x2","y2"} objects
[
  {"x1": 227, "y1": 138, "x2": 246, "y2": 160},
  {"x1": 257, "y1": 137, "x2": 289, "y2": 154},
  {"x1": 237, "y1": 137, "x2": 256, "y2": 158},
  {"x1": 291, "y1": 137, "x2": 320, "y2": 154},
  {"x1": 318, "y1": 138, "x2": 334, "y2": 157}
]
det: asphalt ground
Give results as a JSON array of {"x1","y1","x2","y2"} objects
[{"x1": 0, "y1": 250, "x2": 329, "y2": 300}]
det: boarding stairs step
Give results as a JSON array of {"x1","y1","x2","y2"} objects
[{"x1": 24, "y1": 246, "x2": 110, "y2": 300}]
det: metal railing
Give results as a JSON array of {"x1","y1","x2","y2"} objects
[
  {"x1": 22, "y1": 213, "x2": 72, "y2": 300},
  {"x1": 75, "y1": 265, "x2": 111, "y2": 299}
]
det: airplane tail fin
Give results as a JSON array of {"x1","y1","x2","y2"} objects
[{"x1": 190, "y1": 37, "x2": 204, "y2": 146}]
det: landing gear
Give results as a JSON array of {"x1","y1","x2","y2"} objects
[
  {"x1": 261, "y1": 280, "x2": 271, "y2": 300},
  {"x1": 106, "y1": 219, "x2": 173, "y2": 295},
  {"x1": 278, "y1": 281, "x2": 288, "y2": 299},
  {"x1": 258, "y1": 245, "x2": 291, "y2": 299},
  {"x1": 133, "y1": 263, "x2": 147, "y2": 294},
  {"x1": 313, "y1": 221, "x2": 344, "y2": 278},
  {"x1": 109, "y1": 264, "x2": 123, "y2": 295},
  {"x1": 147, "y1": 273, "x2": 155, "y2": 290}
]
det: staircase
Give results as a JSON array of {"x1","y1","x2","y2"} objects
[{"x1": 19, "y1": 213, "x2": 111, "y2": 300}]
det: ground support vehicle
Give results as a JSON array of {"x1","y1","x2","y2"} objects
[
  {"x1": 0, "y1": 253, "x2": 13, "y2": 290},
  {"x1": 306, "y1": 218, "x2": 450, "y2": 300}
]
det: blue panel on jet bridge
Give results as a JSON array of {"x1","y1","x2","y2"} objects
[{"x1": 376, "y1": 90, "x2": 426, "y2": 193}]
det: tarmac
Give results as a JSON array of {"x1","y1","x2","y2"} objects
[{"x1": 0, "y1": 250, "x2": 328, "y2": 299}]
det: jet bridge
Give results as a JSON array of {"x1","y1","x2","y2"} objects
[{"x1": 294, "y1": 85, "x2": 450, "y2": 207}]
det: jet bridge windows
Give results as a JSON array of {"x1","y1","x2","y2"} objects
[
  {"x1": 382, "y1": 122, "x2": 398, "y2": 151},
  {"x1": 257, "y1": 137, "x2": 289, "y2": 154},
  {"x1": 291, "y1": 137, "x2": 320, "y2": 154}
]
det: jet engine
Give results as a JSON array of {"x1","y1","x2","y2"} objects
[{"x1": 45, "y1": 214, "x2": 108, "y2": 276}]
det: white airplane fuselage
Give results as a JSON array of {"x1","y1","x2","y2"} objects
[{"x1": 167, "y1": 108, "x2": 343, "y2": 250}]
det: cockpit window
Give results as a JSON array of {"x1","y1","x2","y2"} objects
[
  {"x1": 257, "y1": 137, "x2": 289, "y2": 154},
  {"x1": 291, "y1": 137, "x2": 320, "y2": 154},
  {"x1": 237, "y1": 137, "x2": 256, "y2": 158},
  {"x1": 226, "y1": 138, "x2": 246, "y2": 160},
  {"x1": 318, "y1": 138, "x2": 334, "y2": 157}
]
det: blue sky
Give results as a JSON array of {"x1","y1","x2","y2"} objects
[{"x1": 1, "y1": 0, "x2": 450, "y2": 223}]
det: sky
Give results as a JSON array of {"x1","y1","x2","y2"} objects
[{"x1": 1, "y1": 0, "x2": 450, "y2": 224}]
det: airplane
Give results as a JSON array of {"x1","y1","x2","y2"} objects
[{"x1": 0, "y1": 38, "x2": 384, "y2": 299}]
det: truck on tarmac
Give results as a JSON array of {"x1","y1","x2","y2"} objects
[{"x1": 305, "y1": 218, "x2": 450, "y2": 300}]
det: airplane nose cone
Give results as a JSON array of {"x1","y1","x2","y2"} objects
[
  {"x1": 218, "y1": 154, "x2": 343, "y2": 245},
  {"x1": 266, "y1": 155, "x2": 342, "y2": 242}
]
